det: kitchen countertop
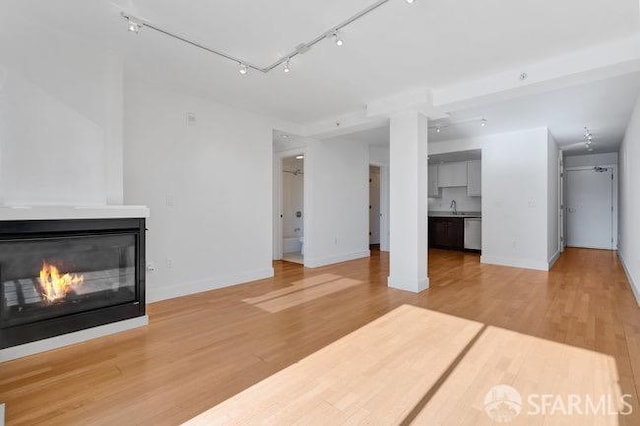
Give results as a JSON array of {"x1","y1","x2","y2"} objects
[{"x1": 428, "y1": 211, "x2": 482, "y2": 218}]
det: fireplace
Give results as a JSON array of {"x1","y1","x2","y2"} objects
[{"x1": 0, "y1": 218, "x2": 145, "y2": 349}]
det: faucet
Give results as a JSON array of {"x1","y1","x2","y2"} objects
[{"x1": 450, "y1": 200, "x2": 457, "y2": 215}]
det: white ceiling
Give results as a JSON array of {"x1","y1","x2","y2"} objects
[
  {"x1": 337, "y1": 72, "x2": 640, "y2": 154},
  {"x1": 431, "y1": 72, "x2": 640, "y2": 153},
  {"x1": 6, "y1": 0, "x2": 640, "y2": 124}
]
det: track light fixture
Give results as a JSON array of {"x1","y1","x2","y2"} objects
[
  {"x1": 333, "y1": 32, "x2": 344, "y2": 47},
  {"x1": 583, "y1": 127, "x2": 594, "y2": 150},
  {"x1": 480, "y1": 118, "x2": 487, "y2": 127},
  {"x1": 121, "y1": 0, "x2": 414, "y2": 76},
  {"x1": 127, "y1": 17, "x2": 143, "y2": 33}
]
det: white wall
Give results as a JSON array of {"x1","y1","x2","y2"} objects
[
  {"x1": 0, "y1": 10, "x2": 123, "y2": 206},
  {"x1": 124, "y1": 82, "x2": 274, "y2": 302},
  {"x1": 428, "y1": 187, "x2": 482, "y2": 212},
  {"x1": 304, "y1": 138, "x2": 370, "y2": 267},
  {"x1": 619, "y1": 95, "x2": 640, "y2": 302},
  {"x1": 547, "y1": 132, "x2": 560, "y2": 263},
  {"x1": 430, "y1": 128, "x2": 555, "y2": 270},
  {"x1": 565, "y1": 152, "x2": 618, "y2": 167}
]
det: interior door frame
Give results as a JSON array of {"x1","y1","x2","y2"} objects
[
  {"x1": 370, "y1": 161, "x2": 390, "y2": 252},
  {"x1": 273, "y1": 148, "x2": 308, "y2": 262},
  {"x1": 564, "y1": 164, "x2": 618, "y2": 250}
]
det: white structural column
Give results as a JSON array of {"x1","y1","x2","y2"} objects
[{"x1": 388, "y1": 111, "x2": 429, "y2": 292}]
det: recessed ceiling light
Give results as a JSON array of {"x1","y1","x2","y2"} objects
[
  {"x1": 480, "y1": 119, "x2": 487, "y2": 127},
  {"x1": 284, "y1": 59, "x2": 291, "y2": 73},
  {"x1": 296, "y1": 155, "x2": 304, "y2": 159},
  {"x1": 239, "y1": 63, "x2": 248, "y2": 75},
  {"x1": 406, "y1": 0, "x2": 415, "y2": 3},
  {"x1": 436, "y1": 127, "x2": 441, "y2": 133},
  {"x1": 282, "y1": 134, "x2": 289, "y2": 139}
]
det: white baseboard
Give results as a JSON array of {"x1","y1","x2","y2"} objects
[
  {"x1": 0, "y1": 403, "x2": 4, "y2": 426},
  {"x1": 481, "y1": 255, "x2": 550, "y2": 271},
  {"x1": 548, "y1": 249, "x2": 561, "y2": 270},
  {"x1": 0, "y1": 315, "x2": 149, "y2": 363},
  {"x1": 147, "y1": 267, "x2": 274, "y2": 303},
  {"x1": 618, "y1": 251, "x2": 640, "y2": 306},
  {"x1": 304, "y1": 250, "x2": 370, "y2": 268},
  {"x1": 387, "y1": 276, "x2": 430, "y2": 293}
]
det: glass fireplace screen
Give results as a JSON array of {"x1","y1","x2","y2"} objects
[{"x1": 0, "y1": 233, "x2": 137, "y2": 328}]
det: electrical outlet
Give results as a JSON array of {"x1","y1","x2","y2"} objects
[
  {"x1": 166, "y1": 258, "x2": 173, "y2": 269},
  {"x1": 186, "y1": 112, "x2": 196, "y2": 126},
  {"x1": 146, "y1": 262, "x2": 156, "y2": 272}
]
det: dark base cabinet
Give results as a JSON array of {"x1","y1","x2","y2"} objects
[{"x1": 429, "y1": 217, "x2": 464, "y2": 250}]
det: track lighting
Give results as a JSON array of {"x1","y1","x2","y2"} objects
[
  {"x1": 333, "y1": 32, "x2": 344, "y2": 47},
  {"x1": 480, "y1": 119, "x2": 487, "y2": 127},
  {"x1": 284, "y1": 59, "x2": 291, "y2": 73},
  {"x1": 121, "y1": 0, "x2": 402, "y2": 76},
  {"x1": 436, "y1": 127, "x2": 441, "y2": 133},
  {"x1": 583, "y1": 126, "x2": 595, "y2": 150},
  {"x1": 126, "y1": 17, "x2": 142, "y2": 34}
]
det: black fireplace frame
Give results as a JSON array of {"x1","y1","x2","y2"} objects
[{"x1": 0, "y1": 218, "x2": 145, "y2": 349}]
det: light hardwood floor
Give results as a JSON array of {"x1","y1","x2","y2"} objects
[{"x1": 1, "y1": 248, "x2": 639, "y2": 425}]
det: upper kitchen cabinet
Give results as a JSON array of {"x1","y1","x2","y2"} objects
[
  {"x1": 428, "y1": 164, "x2": 440, "y2": 197},
  {"x1": 437, "y1": 161, "x2": 467, "y2": 187},
  {"x1": 467, "y1": 160, "x2": 481, "y2": 196}
]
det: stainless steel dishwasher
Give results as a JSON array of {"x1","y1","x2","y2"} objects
[{"x1": 464, "y1": 218, "x2": 482, "y2": 251}]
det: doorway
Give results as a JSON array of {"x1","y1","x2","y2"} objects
[
  {"x1": 565, "y1": 166, "x2": 616, "y2": 250},
  {"x1": 281, "y1": 155, "x2": 305, "y2": 264},
  {"x1": 369, "y1": 165, "x2": 381, "y2": 250}
]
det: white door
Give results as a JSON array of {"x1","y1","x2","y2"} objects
[
  {"x1": 369, "y1": 167, "x2": 381, "y2": 244},
  {"x1": 566, "y1": 167, "x2": 613, "y2": 249}
]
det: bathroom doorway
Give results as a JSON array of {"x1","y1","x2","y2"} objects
[
  {"x1": 369, "y1": 165, "x2": 381, "y2": 250},
  {"x1": 281, "y1": 155, "x2": 305, "y2": 264}
]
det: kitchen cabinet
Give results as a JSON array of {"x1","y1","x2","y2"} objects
[
  {"x1": 437, "y1": 161, "x2": 467, "y2": 187},
  {"x1": 428, "y1": 164, "x2": 440, "y2": 197},
  {"x1": 467, "y1": 160, "x2": 481, "y2": 196},
  {"x1": 429, "y1": 217, "x2": 464, "y2": 250}
]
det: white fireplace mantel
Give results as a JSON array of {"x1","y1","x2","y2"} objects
[{"x1": 0, "y1": 205, "x2": 150, "y2": 221}]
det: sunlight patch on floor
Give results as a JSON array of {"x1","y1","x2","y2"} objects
[
  {"x1": 184, "y1": 305, "x2": 628, "y2": 425},
  {"x1": 243, "y1": 273, "x2": 363, "y2": 313}
]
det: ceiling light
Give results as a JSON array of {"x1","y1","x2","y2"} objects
[
  {"x1": 239, "y1": 63, "x2": 248, "y2": 75},
  {"x1": 284, "y1": 59, "x2": 291, "y2": 73},
  {"x1": 127, "y1": 17, "x2": 142, "y2": 34},
  {"x1": 406, "y1": 0, "x2": 415, "y2": 3},
  {"x1": 296, "y1": 155, "x2": 304, "y2": 159},
  {"x1": 480, "y1": 119, "x2": 487, "y2": 127},
  {"x1": 282, "y1": 134, "x2": 289, "y2": 139},
  {"x1": 333, "y1": 32, "x2": 344, "y2": 47},
  {"x1": 121, "y1": 1, "x2": 405, "y2": 75},
  {"x1": 436, "y1": 127, "x2": 441, "y2": 133}
]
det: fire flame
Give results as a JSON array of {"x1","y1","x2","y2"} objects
[{"x1": 38, "y1": 262, "x2": 84, "y2": 302}]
